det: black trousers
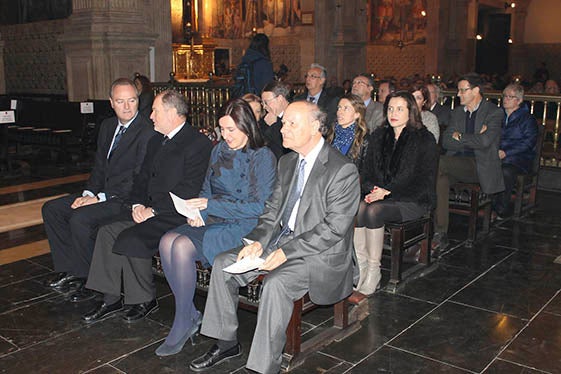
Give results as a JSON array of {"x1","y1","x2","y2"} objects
[
  {"x1": 493, "y1": 163, "x2": 524, "y2": 216},
  {"x1": 42, "y1": 194, "x2": 123, "y2": 278}
]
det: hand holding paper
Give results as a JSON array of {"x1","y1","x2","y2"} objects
[{"x1": 169, "y1": 192, "x2": 205, "y2": 226}]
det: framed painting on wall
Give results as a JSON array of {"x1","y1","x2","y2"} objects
[{"x1": 369, "y1": 0, "x2": 427, "y2": 45}]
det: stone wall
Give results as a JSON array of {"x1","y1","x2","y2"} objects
[
  {"x1": 1, "y1": 20, "x2": 66, "y2": 95},
  {"x1": 366, "y1": 44, "x2": 426, "y2": 80}
]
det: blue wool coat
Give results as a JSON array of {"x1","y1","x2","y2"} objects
[
  {"x1": 198, "y1": 142, "x2": 277, "y2": 264},
  {"x1": 500, "y1": 105, "x2": 538, "y2": 173},
  {"x1": 241, "y1": 49, "x2": 274, "y2": 95}
]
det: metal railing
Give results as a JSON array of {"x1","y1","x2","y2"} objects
[{"x1": 441, "y1": 90, "x2": 561, "y2": 167}]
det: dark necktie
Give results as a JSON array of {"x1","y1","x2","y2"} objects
[
  {"x1": 308, "y1": 96, "x2": 315, "y2": 103},
  {"x1": 108, "y1": 125, "x2": 126, "y2": 158},
  {"x1": 281, "y1": 159, "x2": 307, "y2": 231},
  {"x1": 162, "y1": 135, "x2": 170, "y2": 145}
]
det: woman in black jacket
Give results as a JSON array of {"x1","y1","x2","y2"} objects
[{"x1": 351, "y1": 91, "x2": 438, "y2": 302}]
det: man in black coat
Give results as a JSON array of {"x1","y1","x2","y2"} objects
[
  {"x1": 293, "y1": 63, "x2": 339, "y2": 127},
  {"x1": 261, "y1": 81, "x2": 291, "y2": 159},
  {"x1": 82, "y1": 90, "x2": 212, "y2": 324},
  {"x1": 42, "y1": 78, "x2": 155, "y2": 301}
]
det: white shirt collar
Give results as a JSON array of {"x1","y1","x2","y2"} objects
[{"x1": 166, "y1": 122, "x2": 185, "y2": 139}]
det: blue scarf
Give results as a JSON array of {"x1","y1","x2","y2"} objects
[{"x1": 332, "y1": 122, "x2": 356, "y2": 156}]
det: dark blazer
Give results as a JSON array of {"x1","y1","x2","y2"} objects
[
  {"x1": 113, "y1": 123, "x2": 213, "y2": 258},
  {"x1": 500, "y1": 104, "x2": 538, "y2": 173},
  {"x1": 86, "y1": 114, "x2": 155, "y2": 201},
  {"x1": 246, "y1": 142, "x2": 360, "y2": 305},
  {"x1": 362, "y1": 126, "x2": 438, "y2": 209},
  {"x1": 430, "y1": 102, "x2": 451, "y2": 128},
  {"x1": 442, "y1": 100, "x2": 505, "y2": 194},
  {"x1": 294, "y1": 89, "x2": 339, "y2": 127},
  {"x1": 259, "y1": 116, "x2": 288, "y2": 159}
]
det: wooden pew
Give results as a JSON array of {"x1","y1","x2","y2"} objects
[
  {"x1": 152, "y1": 258, "x2": 364, "y2": 372},
  {"x1": 448, "y1": 183, "x2": 492, "y2": 247}
]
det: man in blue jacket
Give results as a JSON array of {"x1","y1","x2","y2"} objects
[{"x1": 494, "y1": 83, "x2": 539, "y2": 218}]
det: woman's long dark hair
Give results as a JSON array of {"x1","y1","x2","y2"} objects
[
  {"x1": 221, "y1": 98, "x2": 265, "y2": 150},
  {"x1": 248, "y1": 33, "x2": 271, "y2": 60},
  {"x1": 409, "y1": 83, "x2": 430, "y2": 111},
  {"x1": 383, "y1": 91, "x2": 424, "y2": 130}
]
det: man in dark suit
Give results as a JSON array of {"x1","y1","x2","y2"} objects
[
  {"x1": 42, "y1": 78, "x2": 155, "y2": 302},
  {"x1": 293, "y1": 63, "x2": 339, "y2": 126},
  {"x1": 426, "y1": 82, "x2": 451, "y2": 130},
  {"x1": 82, "y1": 90, "x2": 212, "y2": 324},
  {"x1": 434, "y1": 73, "x2": 504, "y2": 248},
  {"x1": 189, "y1": 101, "x2": 360, "y2": 374},
  {"x1": 351, "y1": 73, "x2": 381, "y2": 133},
  {"x1": 261, "y1": 81, "x2": 291, "y2": 159}
]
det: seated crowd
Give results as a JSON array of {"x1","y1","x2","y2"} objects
[{"x1": 42, "y1": 42, "x2": 543, "y2": 374}]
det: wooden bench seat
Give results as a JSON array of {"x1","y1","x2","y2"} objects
[
  {"x1": 384, "y1": 214, "x2": 433, "y2": 293},
  {"x1": 152, "y1": 257, "x2": 364, "y2": 372},
  {"x1": 448, "y1": 183, "x2": 492, "y2": 247}
]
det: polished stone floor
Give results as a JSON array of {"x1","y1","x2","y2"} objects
[{"x1": 1, "y1": 164, "x2": 561, "y2": 373}]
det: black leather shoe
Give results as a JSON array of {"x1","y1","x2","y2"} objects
[
  {"x1": 122, "y1": 299, "x2": 159, "y2": 323},
  {"x1": 189, "y1": 343, "x2": 242, "y2": 372},
  {"x1": 82, "y1": 300, "x2": 123, "y2": 323},
  {"x1": 69, "y1": 284, "x2": 95, "y2": 303},
  {"x1": 45, "y1": 272, "x2": 80, "y2": 290}
]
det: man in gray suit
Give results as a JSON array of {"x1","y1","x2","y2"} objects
[
  {"x1": 189, "y1": 101, "x2": 360, "y2": 374},
  {"x1": 351, "y1": 73, "x2": 381, "y2": 133},
  {"x1": 434, "y1": 73, "x2": 504, "y2": 248}
]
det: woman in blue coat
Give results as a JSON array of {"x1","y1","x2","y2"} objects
[{"x1": 155, "y1": 98, "x2": 277, "y2": 356}]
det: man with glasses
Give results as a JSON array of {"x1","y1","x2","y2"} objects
[
  {"x1": 352, "y1": 73, "x2": 383, "y2": 132},
  {"x1": 493, "y1": 83, "x2": 538, "y2": 219},
  {"x1": 261, "y1": 81, "x2": 291, "y2": 159},
  {"x1": 434, "y1": 73, "x2": 504, "y2": 249},
  {"x1": 294, "y1": 63, "x2": 339, "y2": 126}
]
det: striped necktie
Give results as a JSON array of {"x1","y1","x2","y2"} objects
[{"x1": 108, "y1": 125, "x2": 126, "y2": 158}]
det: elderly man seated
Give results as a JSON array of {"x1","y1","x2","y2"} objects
[{"x1": 493, "y1": 83, "x2": 539, "y2": 219}]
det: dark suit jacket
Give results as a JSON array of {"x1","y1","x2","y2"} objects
[
  {"x1": 86, "y1": 114, "x2": 155, "y2": 201},
  {"x1": 259, "y1": 116, "x2": 289, "y2": 160},
  {"x1": 430, "y1": 102, "x2": 451, "y2": 128},
  {"x1": 113, "y1": 123, "x2": 213, "y2": 258},
  {"x1": 294, "y1": 89, "x2": 339, "y2": 128},
  {"x1": 246, "y1": 142, "x2": 360, "y2": 305},
  {"x1": 442, "y1": 100, "x2": 505, "y2": 194}
]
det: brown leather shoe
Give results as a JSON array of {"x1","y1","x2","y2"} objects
[{"x1": 348, "y1": 291, "x2": 367, "y2": 305}]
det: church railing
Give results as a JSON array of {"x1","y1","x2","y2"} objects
[
  {"x1": 441, "y1": 90, "x2": 561, "y2": 168},
  {"x1": 152, "y1": 80, "x2": 307, "y2": 132}
]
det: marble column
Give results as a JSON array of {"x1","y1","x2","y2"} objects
[{"x1": 59, "y1": 0, "x2": 158, "y2": 101}]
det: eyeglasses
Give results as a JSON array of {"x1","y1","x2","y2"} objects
[
  {"x1": 502, "y1": 95, "x2": 519, "y2": 100},
  {"x1": 262, "y1": 95, "x2": 278, "y2": 105},
  {"x1": 457, "y1": 87, "x2": 473, "y2": 93},
  {"x1": 304, "y1": 74, "x2": 322, "y2": 79}
]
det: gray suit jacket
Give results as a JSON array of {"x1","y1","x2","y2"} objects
[
  {"x1": 442, "y1": 100, "x2": 505, "y2": 194},
  {"x1": 365, "y1": 100, "x2": 384, "y2": 133},
  {"x1": 246, "y1": 142, "x2": 360, "y2": 305}
]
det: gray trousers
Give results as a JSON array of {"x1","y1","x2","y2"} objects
[
  {"x1": 200, "y1": 248, "x2": 309, "y2": 374},
  {"x1": 435, "y1": 155, "x2": 479, "y2": 233},
  {"x1": 86, "y1": 221, "x2": 155, "y2": 305}
]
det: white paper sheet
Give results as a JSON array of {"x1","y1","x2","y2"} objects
[
  {"x1": 223, "y1": 256, "x2": 265, "y2": 274},
  {"x1": 169, "y1": 192, "x2": 205, "y2": 225}
]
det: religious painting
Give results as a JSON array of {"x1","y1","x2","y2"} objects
[
  {"x1": 211, "y1": 0, "x2": 301, "y2": 39},
  {"x1": 369, "y1": 0, "x2": 427, "y2": 45}
]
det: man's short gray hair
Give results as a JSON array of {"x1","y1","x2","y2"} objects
[
  {"x1": 310, "y1": 63, "x2": 327, "y2": 79},
  {"x1": 109, "y1": 78, "x2": 138, "y2": 98},
  {"x1": 159, "y1": 90, "x2": 189, "y2": 117},
  {"x1": 503, "y1": 83, "x2": 524, "y2": 100},
  {"x1": 303, "y1": 101, "x2": 328, "y2": 136}
]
